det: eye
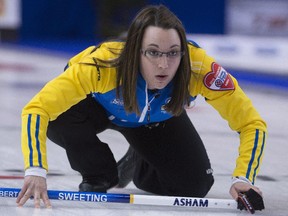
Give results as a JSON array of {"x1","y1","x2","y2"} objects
[
  {"x1": 146, "y1": 50, "x2": 161, "y2": 57},
  {"x1": 167, "y1": 51, "x2": 180, "y2": 57}
]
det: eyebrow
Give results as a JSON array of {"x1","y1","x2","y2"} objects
[{"x1": 146, "y1": 43, "x2": 180, "y2": 49}]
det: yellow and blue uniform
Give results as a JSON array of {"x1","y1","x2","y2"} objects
[{"x1": 21, "y1": 41, "x2": 267, "y2": 185}]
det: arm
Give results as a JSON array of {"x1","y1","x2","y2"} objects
[
  {"x1": 203, "y1": 63, "x2": 266, "y2": 206},
  {"x1": 203, "y1": 75, "x2": 267, "y2": 185},
  {"x1": 189, "y1": 46, "x2": 267, "y2": 199},
  {"x1": 18, "y1": 42, "x2": 123, "y2": 207},
  {"x1": 19, "y1": 61, "x2": 99, "y2": 207}
]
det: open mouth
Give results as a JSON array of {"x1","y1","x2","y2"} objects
[{"x1": 155, "y1": 75, "x2": 168, "y2": 81}]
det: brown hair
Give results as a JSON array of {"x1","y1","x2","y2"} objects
[{"x1": 95, "y1": 5, "x2": 191, "y2": 116}]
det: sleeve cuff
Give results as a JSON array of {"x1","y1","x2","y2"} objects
[
  {"x1": 231, "y1": 176, "x2": 252, "y2": 186},
  {"x1": 25, "y1": 167, "x2": 47, "y2": 178}
]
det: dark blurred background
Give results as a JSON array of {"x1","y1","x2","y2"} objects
[
  {"x1": 0, "y1": 0, "x2": 227, "y2": 52},
  {"x1": 20, "y1": 0, "x2": 225, "y2": 40},
  {"x1": 1, "y1": 0, "x2": 288, "y2": 44}
]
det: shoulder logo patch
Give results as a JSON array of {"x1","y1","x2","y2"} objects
[{"x1": 204, "y1": 63, "x2": 235, "y2": 91}]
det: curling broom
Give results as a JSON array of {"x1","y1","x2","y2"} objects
[{"x1": 0, "y1": 187, "x2": 237, "y2": 210}]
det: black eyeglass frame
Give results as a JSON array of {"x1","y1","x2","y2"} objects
[{"x1": 140, "y1": 49, "x2": 185, "y2": 58}]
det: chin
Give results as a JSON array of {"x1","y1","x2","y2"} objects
[
  {"x1": 148, "y1": 82, "x2": 168, "y2": 90},
  {"x1": 155, "y1": 85, "x2": 166, "y2": 90}
]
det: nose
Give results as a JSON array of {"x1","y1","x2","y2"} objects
[{"x1": 157, "y1": 55, "x2": 168, "y2": 69}]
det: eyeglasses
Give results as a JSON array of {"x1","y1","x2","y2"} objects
[{"x1": 141, "y1": 49, "x2": 184, "y2": 60}]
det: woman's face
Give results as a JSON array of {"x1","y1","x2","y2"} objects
[{"x1": 140, "y1": 26, "x2": 182, "y2": 90}]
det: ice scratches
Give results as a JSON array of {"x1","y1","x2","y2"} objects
[
  {"x1": 3, "y1": 169, "x2": 23, "y2": 173},
  {"x1": 0, "y1": 126, "x2": 20, "y2": 130},
  {"x1": 257, "y1": 175, "x2": 277, "y2": 182}
]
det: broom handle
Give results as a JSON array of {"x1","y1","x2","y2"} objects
[{"x1": 0, "y1": 187, "x2": 237, "y2": 210}]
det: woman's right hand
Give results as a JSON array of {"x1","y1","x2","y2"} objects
[{"x1": 16, "y1": 175, "x2": 51, "y2": 208}]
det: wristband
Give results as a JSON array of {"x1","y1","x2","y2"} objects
[
  {"x1": 231, "y1": 176, "x2": 252, "y2": 186},
  {"x1": 25, "y1": 167, "x2": 47, "y2": 178}
]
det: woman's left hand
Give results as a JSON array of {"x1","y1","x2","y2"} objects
[{"x1": 229, "y1": 181, "x2": 263, "y2": 200}]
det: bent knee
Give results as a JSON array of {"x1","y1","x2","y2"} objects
[{"x1": 166, "y1": 175, "x2": 214, "y2": 197}]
